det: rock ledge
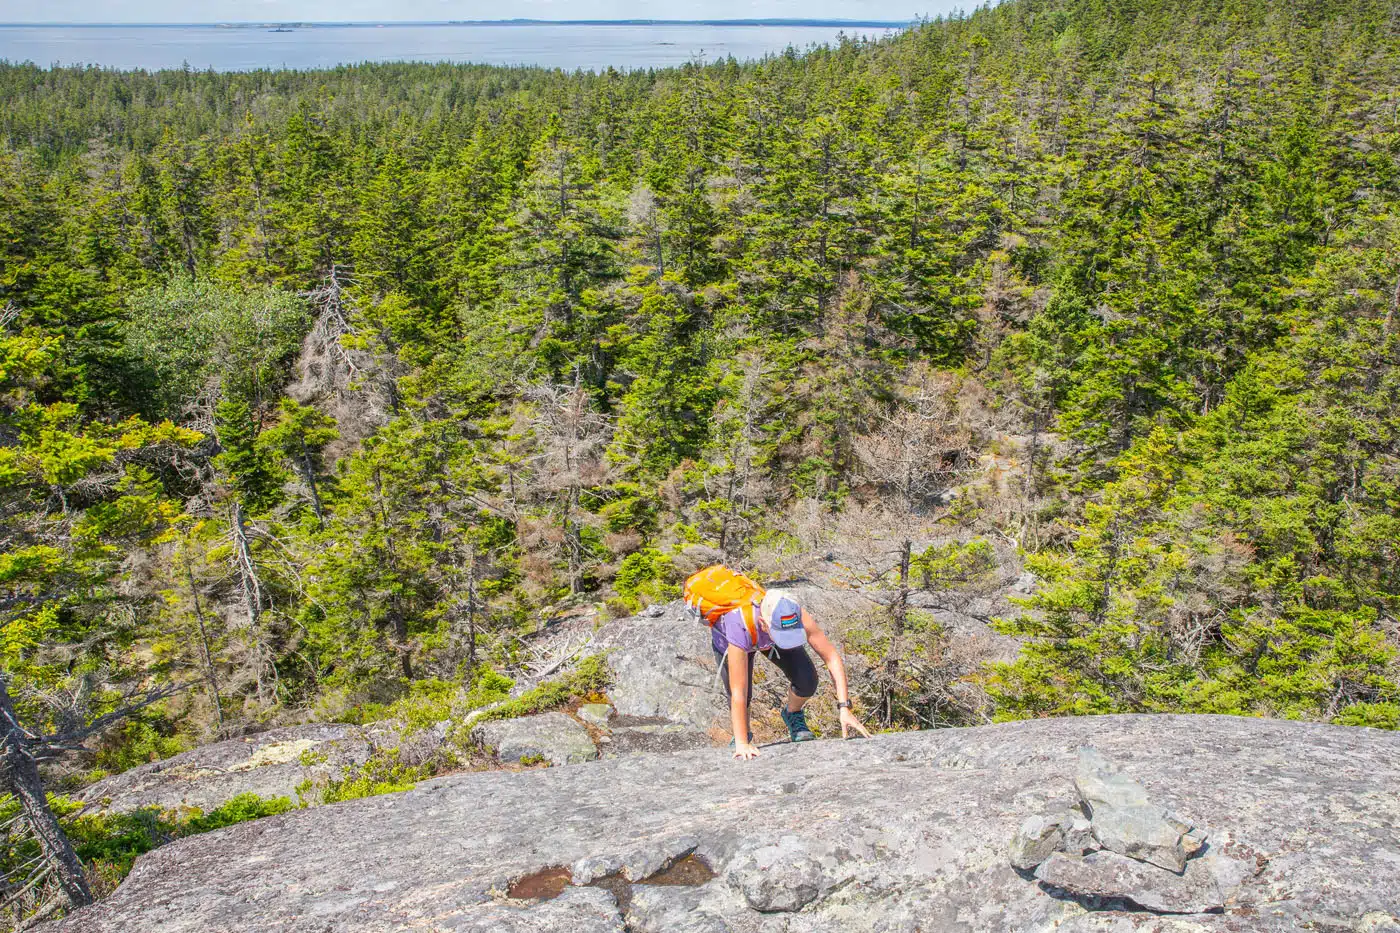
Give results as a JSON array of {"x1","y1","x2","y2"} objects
[{"x1": 45, "y1": 715, "x2": 1400, "y2": 933}]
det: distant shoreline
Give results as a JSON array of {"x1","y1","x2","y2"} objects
[
  {"x1": 0, "y1": 19, "x2": 909, "y2": 73},
  {"x1": 0, "y1": 19, "x2": 914, "y2": 29}
]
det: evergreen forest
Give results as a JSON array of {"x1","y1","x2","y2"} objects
[{"x1": 2, "y1": 0, "x2": 1398, "y2": 854}]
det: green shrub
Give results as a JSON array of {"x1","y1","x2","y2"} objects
[
  {"x1": 462, "y1": 667, "x2": 514, "y2": 710},
  {"x1": 299, "y1": 750, "x2": 429, "y2": 805},
  {"x1": 92, "y1": 714, "x2": 191, "y2": 776},
  {"x1": 325, "y1": 670, "x2": 511, "y2": 734},
  {"x1": 0, "y1": 792, "x2": 294, "y2": 897},
  {"x1": 329, "y1": 700, "x2": 389, "y2": 725},
  {"x1": 614, "y1": 548, "x2": 676, "y2": 600},
  {"x1": 912, "y1": 538, "x2": 996, "y2": 590},
  {"x1": 175, "y1": 792, "x2": 296, "y2": 834},
  {"x1": 604, "y1": 596, "x2": 640, "y2": 618},
  {"x1": 599, "y1": 484, "x2": 660, "y2": 534},
  {"x1": 383, "y1": 677, "x2": 459, "y2": 734},
  {"x1": 1333, "y1": 703, "x2": 1400, "y2": 731},
  {"x1": 471, "y1": 654, "x2": 612, "y2": 726}
]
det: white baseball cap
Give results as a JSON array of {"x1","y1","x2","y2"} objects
[{"x1": 760, "y1": 589, "x2": 807, "y2": 650}]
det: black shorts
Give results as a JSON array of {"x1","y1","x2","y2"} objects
[{"x1": 713, "y1": 644, "x2": 819, "y2": 700}]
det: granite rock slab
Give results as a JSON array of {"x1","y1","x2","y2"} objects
[{"x1": 44, "y1": 715, "x2": 1400, "y2": 933}]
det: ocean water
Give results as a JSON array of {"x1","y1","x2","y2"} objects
[{"x1": 0, "y1": 22, "x2": 904, "y2": 72}]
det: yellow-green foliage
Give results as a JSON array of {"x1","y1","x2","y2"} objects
[
  {"x1": 332, "y1": 669, "x2": 515, "y2": 732},
  {"x1": 1, "y1": 793, "x2": 294, "y2": 895},
  {"x1": 470, "y1": 654, "x2": 611, "y2": 726},
  {"x1": 92, "y1": 714, "x2": 192, "y2": 776},
  {"x1": 299, "y1": 749, "x2": 430, "y2": 805},
  {"x1": 912, "y1": 539, "x2": 996, "y2": 590},
  {"x1": 462, "y1": 667, "x2": 514, "y2": 710},
  {"x1": 382, "y1": 678, "x2": 459, "y2": 734},
  {"x1": 613, "y1": 548, "x2": 677, "y2": 602}
]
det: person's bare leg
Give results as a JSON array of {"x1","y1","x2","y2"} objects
[{"x1": 787, "y1": 688, "x2": 809, "y2": 713}]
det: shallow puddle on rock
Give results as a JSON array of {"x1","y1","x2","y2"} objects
[
  {"x1": 507, "y1": 866, "x2": 572, "y2": 900},
  {"x1": 639, "y1": 854, "x2": 717, "y2": 886},
  {"x1": 508, "y1": 854, "x2": 715, "y2": 906}
]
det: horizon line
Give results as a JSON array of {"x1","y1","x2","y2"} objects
[{"x1": 0, "y1": 18, "x2": 918, "y2": 28}]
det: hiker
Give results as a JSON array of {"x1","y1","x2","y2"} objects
[{"x1": 684, "y1": 567, "x2": 871, "y2": 761}]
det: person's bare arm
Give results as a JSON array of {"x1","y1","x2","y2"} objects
[
  {"x1": 803, "y1": 609, "x2": 873, "y2": 739},
  {"x1": 727, "y1": 645, "x2": 760, "y2": 759}
]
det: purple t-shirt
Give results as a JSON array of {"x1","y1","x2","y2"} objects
[{"x1": 711, "y1": 606, "x2": 773, "y2": 654}]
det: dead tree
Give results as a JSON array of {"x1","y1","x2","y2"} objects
[
  {"x1": 462, "y1": 545, "x2": 481, "y2": 672},
  {"x1": 849, "y1": 368, "x2": 971, "y2": 724},
  {"x1": 295, "y1": 435, "x2": 326, "y2": 527},
  {"x1": 852, "y1": 370, "x2": 970, "y2": 630},
  {"x1": 0, "y1": 677, "x2": 181, "y2": 923},
  {"x1": 0, "y1": 679, "x2": 91, "y2": 914},
  {"x1": 179, "y1": 540, "x2": 224, "y2": 735},
  {"x1": 300, "y1": 263, "x2": 360, "y2": 387},
  {"x1": 229, "y1": 502, "x2": 264, "y2": 629},
  {"x1": 520, "y1": 379, "x2": 614, "y2": 597}
]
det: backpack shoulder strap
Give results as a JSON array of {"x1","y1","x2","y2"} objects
[{"x1": 739, "y1": 600, "x2": 759, "y2": 647}]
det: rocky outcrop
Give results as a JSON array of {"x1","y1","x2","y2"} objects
[
  {"x1": 1011, "y1": 747, "x2": 1232, "y2": 914},
  {"x1": 46, "y1": 715, "x2": 1400, "y2": 932},
  {"x1": 594, "y1": 603, "x2": 726, "y2": 737},
  {"x1": 1073, "y1": 746, "x2": 1203, "y2": 872},
  {"x1": 468, "y1": 602, "x2": 728, "y2": 765},
  {"x1": 85, "y1": 604, "x2": 726, "y2": 812},
  {"x1": 77, "y1": 724, "x2": 379, "y2": 814},
  {"x1": 472, "y1": 712, "x2": 599, "y2": 766}
]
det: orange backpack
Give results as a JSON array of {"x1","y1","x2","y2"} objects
[{"x1": 683, "y1": 565, "x2": 766, "y2": 645}]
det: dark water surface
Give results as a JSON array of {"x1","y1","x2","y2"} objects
[{"x1": 0, "y1": 23, "x2": 904, "y2": 72}]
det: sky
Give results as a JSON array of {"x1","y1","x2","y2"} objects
[{"x1": 0, "y1": 0, "x2": 937, "y2": 23}]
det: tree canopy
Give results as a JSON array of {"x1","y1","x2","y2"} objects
[{"x1": 0, "y1": 0, "x2": 1396, "y2": 789}]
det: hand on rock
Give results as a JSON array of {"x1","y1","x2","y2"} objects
[
  {"x1": 733, "y1": 741, "x2": 761, "y2": 760},
  {"x1": 840, "y1": 707, "x2": 872, "y2": 740}
]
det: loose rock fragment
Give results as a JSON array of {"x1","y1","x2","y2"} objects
[
  {"x1": 1075, "y1": 748, "x2": 1151, "y2": 812},
  {"x1": 1034, "y1": 850, "x2": 1224, "y2": 914},
  {"x1": 622, "y1": 835, "x2": 700, "y2": 881},
  {"x1": 572, "y1": 854, "x2": 624, "y2": 886},
  {"x1": 577, "y1": 704, "x2": 614, "y2": 728},
  {"x1": 1180, "y1": 824, "x2": 1208, "y2": 859},
  {"x1": 1075, "y1": 747, "x2": 1196, "y2": 873},
  {"x1": 1064, "y1": 814, "x2": 1097, "y2": 855},
  {"x1": 1009, "y1": 812, "x2": 1068, "y2": 870},
  {"x1": 1091, "y1": 803, "x2": 1192, "y2": 872}
]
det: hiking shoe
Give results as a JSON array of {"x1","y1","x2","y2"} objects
[{"x1": 781, "y1": 708, "x2": 815, "y2": 742}]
